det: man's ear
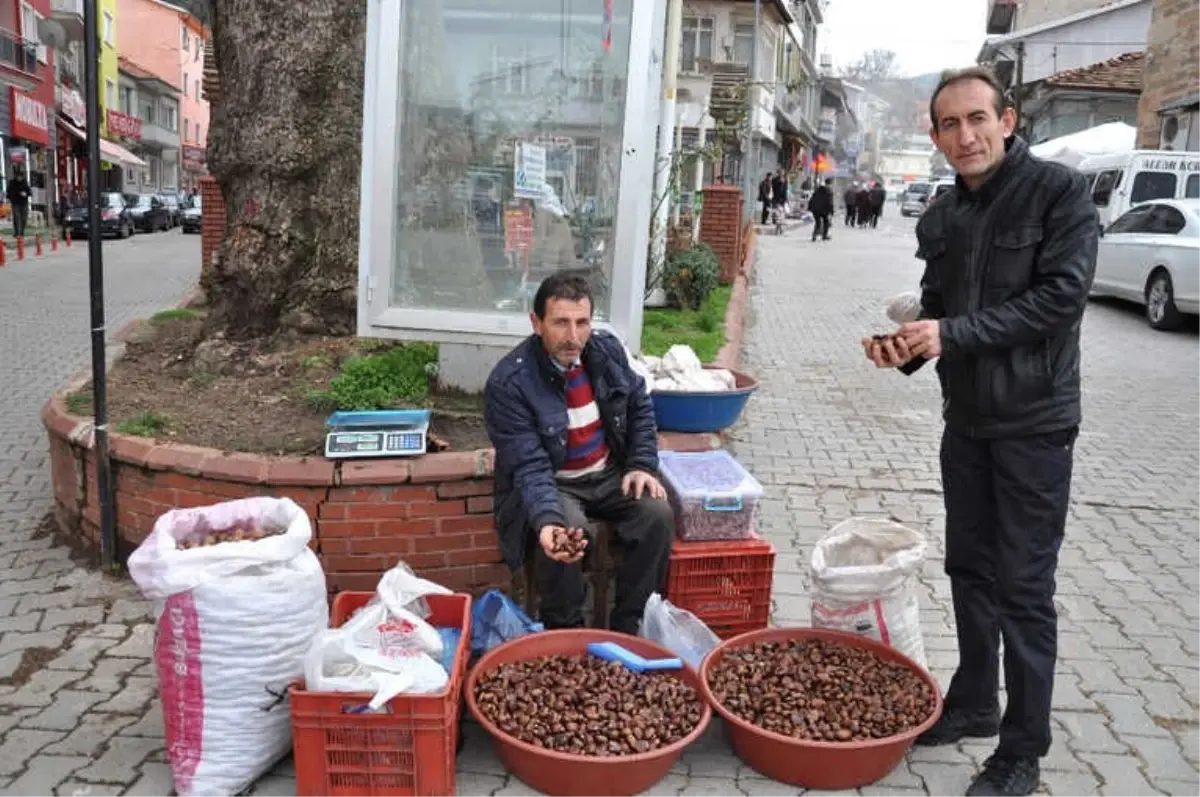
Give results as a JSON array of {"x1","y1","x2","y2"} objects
[
  {"x1": 928, "y1": 125, "x2": 939, "y2": 148},
  {"x1": 999, "y1": 106, "x2": 1017, "y2": 137}
]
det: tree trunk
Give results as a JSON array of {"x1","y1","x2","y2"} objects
[{"x1": 205, "y1": 0, "x2": 365, "y2": 339}]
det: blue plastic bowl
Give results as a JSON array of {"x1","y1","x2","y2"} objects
[{"x1": 651, "y1": 368, "x2": 759, "y2": 433}]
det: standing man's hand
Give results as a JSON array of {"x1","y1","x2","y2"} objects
[
  {"x1": 622, "y1": 470, "x2": 666, "y2": 500},
  {"x1": 861, "y1": 334, "x2": 914, "y2": 368},
  {"x1": 899, "y1": 320, "x2": 943, "y2": 359}
]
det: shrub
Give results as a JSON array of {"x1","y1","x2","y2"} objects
[
  {"x1": 327, "y1": 343, "x2": 439, "y2": 410},
  {"x1": 663, "y1": 243, "x2": 720, "y2": 310}
]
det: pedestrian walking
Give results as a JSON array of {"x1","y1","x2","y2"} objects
[
  {"x1": 7, "y1": 168, "x2": 31, "y2": 239},
  {"x1": 861, "y1": 66, "x2": 1098, "y2": 797},
  {"x1": 869, "y1": 182, "x2": 887, "y2": 228},
  {"x1": 771, "y1": 170, "x2": 789, "y2": 216},
  {"x1": 843, "y1": 183, "x2": 859, "y2": 226},
  {"x1": 808, "y1": 178, "x2": 833, "y2": 241},
  {"x1": 855, "y1": 187, "x2": 873, "y2": 228},
  {"x1": 758, "y1": 173, "x2": 773, "y2": 225}
]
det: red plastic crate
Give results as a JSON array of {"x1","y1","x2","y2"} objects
[
  {"x1": 666, "y1": 533, "x2": 775, "y2": 639},
  {"x1": 290, "y1": 592, "x2": 471, "y2": 796}
]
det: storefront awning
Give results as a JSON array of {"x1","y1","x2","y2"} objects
[{"x1": 58, "y1": 118, "x2": 148, "y2": 169}]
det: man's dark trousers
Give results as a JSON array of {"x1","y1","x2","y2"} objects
[
  {"x1": 534, "y1": 466, "x2": 673, "y2": 635},
  {"x1": 12, "y1": 204, "x2": 27, "y2": 238},
  {"x1": 941, "y1": 425, "x2": 1076, "y2": 757},
  {"x1": 811, "y1": 213, "x2": 830, "y2": 240},
  {"x1": 760, "y1": 201, "x2": 771, "y2": 225}
]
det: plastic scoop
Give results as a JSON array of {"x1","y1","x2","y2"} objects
[{"x1": 586, "y1": 641, "x2": 683, "y2": 673}]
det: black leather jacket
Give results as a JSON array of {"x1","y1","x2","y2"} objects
[{"x1": 902, "y1": 136, "x2": 1098, "y2": 438}]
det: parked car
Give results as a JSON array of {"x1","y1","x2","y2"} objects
[
  {"x1": 180, "y1": 195, "x2": 202, "y2": 234},
  {"x1": 159, "y1": 193, "x2": 182, "y2": 227},
  {"x1": 126, "y1": 194, "x2": 172, "y2": 232},
  {"x1": 1076, "y1": 149, "x2": 1200, "y2": 229},
  {"x1": 1091, "y1": 198, "x2": 1199, "y2": 330},
  {"x1": 900, "y1": 182, "x2": 931, "y2": 217},
  {"x1": 65, "y1": 192, "x2": 134, "y2": 239}
]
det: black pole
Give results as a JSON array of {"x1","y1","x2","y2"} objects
[{"x1": 83, "y1": 0, "x2": 116, "y2": 568}]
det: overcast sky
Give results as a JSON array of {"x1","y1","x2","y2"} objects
[{"x1": 820, "y1": 0, "x2": 989, "y2": 77}]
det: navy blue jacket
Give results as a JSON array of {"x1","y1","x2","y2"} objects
[{"x1": 484, "y1": 331, "x2": 659, "y2": 570}]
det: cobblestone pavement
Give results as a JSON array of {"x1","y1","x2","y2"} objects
[{"x1": 1, "y1": 216, "x2": 1197, "y2": 796}]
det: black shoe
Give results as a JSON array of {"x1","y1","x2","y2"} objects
[
  {"x1": 966, "y1": 754, "x2": 1040, "y2": 796},
  {"x1": 915, "y1": 707, "x2": 1000, "y2": 746}
]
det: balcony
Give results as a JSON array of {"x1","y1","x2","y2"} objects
[
  {"x1": 0, "y1": 28, "x2": 40, "y2": 83},
  {"x1": 50, "y1": 0, "x2": 85, "y2": 41},
  {"x1": 986, "y1": 0, "x2": 1018, "y2": 35},
  {"x1": 140, "y1": 121, "x2": 180, "y2": 150}
]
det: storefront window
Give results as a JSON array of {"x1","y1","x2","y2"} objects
[{"x1": 359, "y1": 0, "x2": 658, "y2": 343}]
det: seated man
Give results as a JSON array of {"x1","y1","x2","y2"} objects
[{"x1": 484, "y1": 274, "x2": 674, "y2": 634}]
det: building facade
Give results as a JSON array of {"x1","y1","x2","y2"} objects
[
  {"x1": 1023, "y1": 52, "x2": 1143, "y2": 144},
  {"x1": 116, "y1": 55, "x2": 180, "y2": 193},
  {"x1": 0, "y1": 0, "x2": 56, "y2": 228},
  {"x1": 1136, "y1": 0, "x2": 1199, "y2": 150}
]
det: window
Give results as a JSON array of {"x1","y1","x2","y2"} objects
[
  {"x1": 196, "y1": 124, "x2": 202, "y2": 144},
  {"x1": 164, "y1": 104, "x2": 177, "y2": 132},
  {"x1": 359, "y1": 0, "x2": 650, "y2": 338},
  {"x1": 20, "y1": 3, "x2": 37, "y2": 41},
  {"x1": 1107, "y1": 204, "x2": 1153, "y2": 235},
  {"x1": 183, "y1": 73, "x2": 189, "y2": 98},
  {"x1": 1130, "y1": 171, "x2": 1176, "y2": 204},
  {"x1": 184, "y1": 118, "x2": 190, "y2": 142},
  {"x1": 148, "y1": 156, "x2": 160, "y2": 188},
  {"x1": 1091, "y1": 169, "x2": 1120, "y2": 207},
  {"x1": 1187, "y1": 174, "x2": 1199, "y2": 199},
  {"x1": 733, "y1": 24, "x2": 755, "y2": 66},
  {"x1": 103, "y1": 12, "x2": 114, "y2": 45},
  {"x1": 140, "y1": 101, "x2": 156, "y2": 125},
  {"x1": 759, "y1": 28, "x2": 776, "y2": 82},
  {"x1": 105, "y1": 79, "x2": 116, "y2": 111},
  {"x1": 120, "y1": 86, "x2": 135, "y2": 116},
  {"x1": 196, "y1": 37, "x2": 202, "y2": 60},
  {"x1": 1145, "y1": 205, "x2": 1187, "y2": 235},
  {"x1": 195, "y1": 79, "x2": 200, "y2": 99},
  {"x1": 182, "y1": 27, "x2": 189, "y2": 49},
  {"x1": 680, "y1": 17, "x2": 713, "y2": 72}
]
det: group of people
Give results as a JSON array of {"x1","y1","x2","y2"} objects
[
  {"x1": 756, "y1": 170, "x2": 790, "y2": 225},
  {"x1": 844, "y1": 181, "x2": 887, "y2": 227},
  {"x1": 480, "y1": 65, "x2": 1097, "y2": 797}
]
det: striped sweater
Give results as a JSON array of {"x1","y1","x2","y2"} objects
[{"x1": 556, "y1": 363, "x2": 610, "y2": 479}]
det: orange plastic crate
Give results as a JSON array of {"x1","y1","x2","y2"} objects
[
  {"x1": 666, "y1": 533, "x2": 775, "y2": 639},
  {"x1": 290, "y1": 592, "x2": 471, "y2": 796}
]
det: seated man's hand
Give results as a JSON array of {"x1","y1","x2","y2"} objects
[
  {"x1": 539, "y1": 525, "x2": 587, "y2": 564},
  {"x1": 622, "y1": 470, "x2": 666, "y2": 500}
]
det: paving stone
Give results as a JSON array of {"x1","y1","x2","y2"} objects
[
  {"x1": 1059, "y1": 711, "x2": 1133, "y2": 754},
  {"x1": 907, "y1": 761, "x2": 977, "y2": 795},
  {"x1": 0, "y1": 755, "x2": 90, "y2": 796},
  {"x1": 249, "y1": 774, "x2": 296, "y2": 795},
  {"x1": 123, "y1": 762, "x2": 175, "y2": 797},
  {"x1": 80, "y1": 624, "x2": 134, "y2": 640},
  {"x1": 39, "y1": 606, "x2": 105, "y2": 631},
  {"x1": 0, "y1": 729, "x2": 67, "y2": 777},
  {"x1": 1094, "y1": 693, "x2": 1172, "y2": 738},
  {"x1": 47, "y1": 635, "x2": 123, "y2": 672},
  {"x1": 1041, "y1": 768, "x2": 1103, "y2": 796},
  {"x1": 1118, "y1": 734, "x2": 1199, "y2": 784},
  {"x1": 1152, "y1": 778, "x2": 1200, "y2": 796},
  {"x1": 54, "y1": 781, "x2": 125, "y2": 796},
  {"x1": 1127, "y1": 678, "x2": 1199, "y2": 723},
  {"x1": 70, "y1": 657, "x2": 144, "y2": 694},
  {"x1": 0, "y1": 612, "x2": 42, "y2": 634},
  {"x1": 680, "y1": 775, "x2": 746, "y2": 795},
  {"x1": 492, "y1": 775, "x2": 545, "y2": 795},
  {"x1": 73, "y1": 736, "x2": 163, "y2": 784},
  {"x1": 1078, "y1": 751, "x2": 1165, "y2": 796},
  {"x1": 733, "y1": 775, "x2": 805, "y2": 795},
  {"x1": 103, "y1": 625, "x2": 155, "y2": 659},
  {"x1": 91, "y1": 676, "x2": 156, "y2": 714},
  {"x1": 637, "y1": 774, "x2": 690, "y2": 796},
  {"x1": 0, "y1": 667, "x2": 82, "y2": 708},
  {"x1": 116, "y1": 702, "x2": 164, "y2": 739},
  {"x1": 104, "y1": 599, "x2": 152, "y2": 624},
  {"x1": 21, "y1": 690, "x2": 109, "y2": 731},
  {"x1": 0, "y1": 628, "x2": 69, "y2": 657},
  {"x1": 45, "y1": 714, "x2": 137, "y2": 757}
]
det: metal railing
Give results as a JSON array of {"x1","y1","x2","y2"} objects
[{"x1": 0, "y1": 28, "x2": 39, "y2": 76}]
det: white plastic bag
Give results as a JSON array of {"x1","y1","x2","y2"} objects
[
  {"x1": 303, "y1": 562, "x2": 453, "y2": 709},
  {"x1": 128, "y1": 497, "x2": 328, "y2": 797},
  {"x1": 639, "y1": 592, "x2": 721, "y2": 670},
  {"x1": 886, "y1": 290, "x2": 923, "y2": 325},
  {"x1": 810, "y1": 518, "x2": 928, "y2": 669}
]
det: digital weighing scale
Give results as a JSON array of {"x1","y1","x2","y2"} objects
[{"x1": 324, "y1": 410, "x2": 431, "y2": 459}]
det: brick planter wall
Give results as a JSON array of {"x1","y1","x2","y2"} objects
[
  {"x1": 698, "y1": 184, "x2": 745, "y2": 284},
  {"x1": 199, "y1": 175, "x2": 224, "y2": 273}
]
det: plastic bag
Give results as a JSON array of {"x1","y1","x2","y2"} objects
[
  {"x1": 128, "y1": 497, "x2": 328, "y2": 797},
  {"x1": 639, "y1": 592, "x2": 721, "y2": 670},
  {"x1": 886, "y1": 290, "x2": 923, "y2": 325},
  {"x1": 302, "y1": 562, "x2": 453, "y2": 709},
  {"x1": 810, "y1": 518, "x2": 928, "y2": 669},
  {"x1": 471, "y1": 589, "x2": 544, "y2": 654}
]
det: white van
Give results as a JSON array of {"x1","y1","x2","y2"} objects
[{"x1": 1076, "y1": 150, "x2": 1200, "y2": 228}]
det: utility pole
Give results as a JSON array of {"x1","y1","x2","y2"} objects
[
  {"x1": 83, "y1": 0, "x2": 116, "y2": 568},
  {"x1": 650, "y1": 0, "x2": 683, "y2": 293},
  {"x1": 1014, "y1": 41, "x2": 1025, "y2": 135}
]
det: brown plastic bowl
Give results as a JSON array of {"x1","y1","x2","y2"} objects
[
  {"x1": 699, "y1": 627, "x2": 944, "y2": 790},
  {"x1": 465, "y1": 629, "x2": 713, "y2": 796}
]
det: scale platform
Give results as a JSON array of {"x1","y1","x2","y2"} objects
[{"x1": 324, "y1": 409, "x2": 432, "y2": 459}]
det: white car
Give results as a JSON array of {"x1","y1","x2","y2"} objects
[{"x1": 1091, "y1": 198, "x2": 1200, "y2": 330}]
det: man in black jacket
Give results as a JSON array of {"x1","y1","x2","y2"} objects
[
  {"x1": 7, "y1": 168, "x2": 31, "y2": 239},
  {"x1": 808, "y1": 178, "x2": 833, "y2": 241},
  {"x1": 484, "y1": 275, "x2": 673, "y2": 635},
  {"x1": 862, "y1": 67, "x2": 1098, "y2": 797}
]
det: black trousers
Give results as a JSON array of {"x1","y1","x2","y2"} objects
[
  {"x1": 760, "y1": 201, "x2": 771, "y2": 224},
  {"x1": 941, "y1": 426, "x2": 1076, "y2": 758},
  {"x1": 811, "y1": 213, "x2": 830, "y2": 240},
  {"x1": 534, "y1": 467, "x2": 674, "y2": 635},
  {"x1": 12, "y1": 204, "x2": 28, "y2": 238}
]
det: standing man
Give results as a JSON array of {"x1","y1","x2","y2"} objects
[
  {"x1": 862, "y1": 66, "x2": 1097, "y2": 797},
  {"x1": 771, "y1": 170, "x2": 789, "y2": 216},
  {"x1": 808, "y1": 178, "x2": 833, "y2": 241},
  {"x1": 757, "y1": 172, "x2": 773, "y2": 225},
  {"x1": 484, "y1": 275, "x2": 674, "y2": 635},
  {"x1": 843, "y1": 182, "x2": 860, "y2": 226},
  {"x1": 7, "y1": 168, "x2": 30, "y2": 240},
  {"x1": 869, "y1": 181, "x2": 887, "y2": 227}
]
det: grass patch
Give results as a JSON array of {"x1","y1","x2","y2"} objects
[
  {"x1": 65, "y1": 392, "x2": 92, "y2": 416},
  {"x1": 152, "y1": 308, "x2": 201, "y2": 322},
  {"x1": 327, "y1": 343, "x2": 440, "y2": 410},
  {"x1": 117, "y1": 411, "x2": 169, "y2": 437},
  {"x1": 641, "y1": 285, "x2": 732, "y2": 363}
]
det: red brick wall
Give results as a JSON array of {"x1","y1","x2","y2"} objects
[
  {"x1": 699, "y1": 185, "x2": 745, "y2": 284},
  {"x1": 1137, "y1": 0, "x2": 1200, "y2": 148},
  {"x1": 200, "y1": 175, "x2": 225, "y2": 275}
]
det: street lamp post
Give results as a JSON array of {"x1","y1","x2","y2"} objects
[{"x1": 82, "y1": 0, "x2": 116, "y2": 568}]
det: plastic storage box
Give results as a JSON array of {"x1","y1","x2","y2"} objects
[{"x1": 659, "y1": 450, "x2": 764, "y2": 541}]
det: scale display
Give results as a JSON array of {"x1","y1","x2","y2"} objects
[{"x1": 324, "y1": 410, "x2": 431, "y2": 460}]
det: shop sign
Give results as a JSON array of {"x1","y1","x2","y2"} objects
[
  {"x1": 503, "y1": 206, "x2": 533, "y2": 253},
  {"x1": 107, "y1": 110, "x2": 143, "y2": 140},
  {"x1": 182, "y1": 145, "x2": 206, "y2": 170},
  {"x1": 10, "y1": 147, "x2": 27, "y2": 164},
  {"x1": 61, "y1": 88, "x2": 86, "y2": 128},
  {"x1": 11, "y1": 88, "x2": 49, "y2": 146}
]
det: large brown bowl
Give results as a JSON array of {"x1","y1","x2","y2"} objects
[
  {"x1": 699, "y1": 626, "x2": 944, "y2": 790},
  {"x1": 465, "y1": 629, "x2": 713, "y2": 796}
]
